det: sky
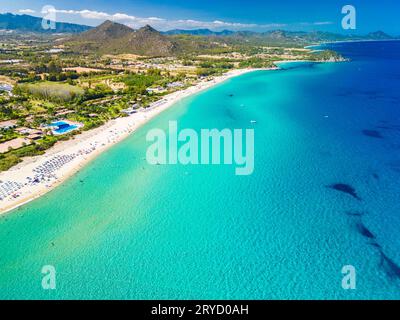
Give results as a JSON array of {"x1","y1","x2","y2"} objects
[{"x1": 1, "y1": 0, "x2": 400, "y2": 34}]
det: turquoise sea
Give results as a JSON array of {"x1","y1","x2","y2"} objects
[{"x1": 1, "y1": 41, "x2": 400, "y2": 299}]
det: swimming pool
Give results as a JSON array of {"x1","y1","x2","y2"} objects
[{"x1": 47, "y1": 121, "x2": 81, "y2": 135}]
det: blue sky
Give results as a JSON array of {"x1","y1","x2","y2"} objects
[{"x1": 2, "y1": 0, "x2": 400, "y2": 34}]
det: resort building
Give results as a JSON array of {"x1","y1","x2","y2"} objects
[
  {"x1": 15, "y1": 127, "x2": 44, "y2": 136},
  {"x1": 0, "y1": 59, "x2": 22, "y2": 64},
  {"x1": 167, "y1": 81, "x2": 184, "y2": 88},
  {"x1": 0, "y1": 120, "x2": 17, "y2": 130},
  {"x1": 121, "y1": 104, "x2": 140, "y2": 115},
  {"x1": 46, "y1": 48, "x2": 64, "y2": 53},
  {"x1": 0, "y1": 83, "x2": 13, "y2": 94},
  {"x1": 56, "y1": 109, "x2": 75, "y2": 117},
  {"x1": 27, "y1": 133, "x2": 43, "y2": 141},
  {"x1": 146, "y1": 87, "x2": 167, "y2": 94},
  {"x1": 0, "y1": 137, "x2": 31, "y2": 154}
]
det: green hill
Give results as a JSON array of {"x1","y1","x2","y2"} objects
[{"x1": 68, "y1": 21, "x2": 177, "y2": 56}]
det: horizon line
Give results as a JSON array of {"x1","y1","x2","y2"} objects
[{"x1": 0, "y1": 12, "x2": 396, "y2": 37}]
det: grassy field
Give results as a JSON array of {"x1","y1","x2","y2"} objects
[
  {"x1": 0, "y1": 75, "x2": 15, "y2": 85},
  {"x1": 20, "y1": 82, "x2": 84, "y2": 102}
]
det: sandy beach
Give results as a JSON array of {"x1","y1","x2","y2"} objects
[{"x1": 0, "y1": 67, "x2": 275, "y2": 215}]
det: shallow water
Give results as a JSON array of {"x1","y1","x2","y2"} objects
[{"x1": 1, "y1": 41, "x2": 400, "y2": 299}]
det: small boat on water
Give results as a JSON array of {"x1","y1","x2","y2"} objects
[{"x1": 250, "y1": 120, "x2": 257, "y2": 124}]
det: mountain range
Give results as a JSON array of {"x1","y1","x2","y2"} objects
[
  {"x1": 0, "y1": 13, "x2": 397, "y2": 57},
  {"x1": 0, "y1": 13, "x2": 91, "y2": 33},
  {"x1": 165, "y1": 28, "x2": 394, "y2": 42}
]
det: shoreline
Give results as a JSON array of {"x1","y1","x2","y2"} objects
[
  {"x1": 304, "y1": 38, "x2": 400, "y2": 50},
  {"x1": 0, "y1": 67, "x2": 275, "y2": 215}
]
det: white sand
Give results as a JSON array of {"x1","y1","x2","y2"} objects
[{"x1": 0, "y1": 68, "x2": 275, "y2": 215}]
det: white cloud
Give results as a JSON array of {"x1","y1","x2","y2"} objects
[
  {"x1": 39, "y1": 7, "x2": 330, "y2": 31},
  {"x1": 18, "y1": 9, "x2": 35, "y2": 14},
  {"x1": 299, "y1": 21, "x2": 333, "y2": 26},
  {"x1": 313, "y1": 21, "x2": 333, "y2": 26}
]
